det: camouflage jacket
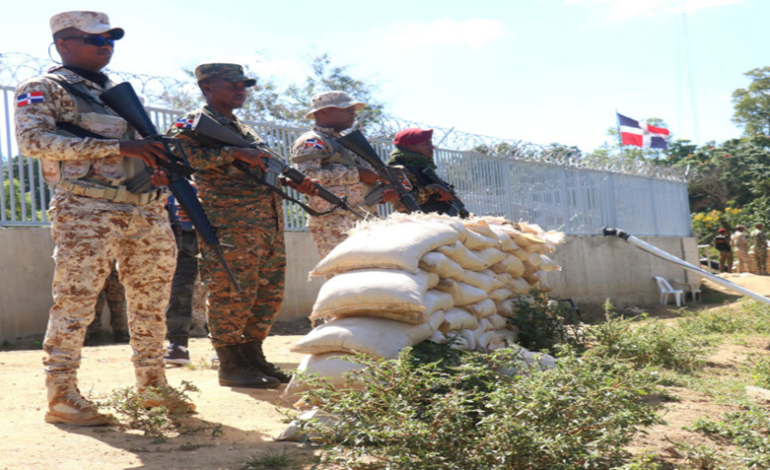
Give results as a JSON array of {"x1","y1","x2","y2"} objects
[
  {"x1": 731, "y1": 231, "x2": 749, "y2": 251},
  {"x1": 290, "y1": 126, "x2": 375, "y2": 214},
  {"x1": 14, "y1": 66, "x2": 138, "y2": 186},
  {"x1": 386, "y1": 148, "x2": 442, "y2": 212},
  {"x1": 165, "y1": 105, "x2": 280, "y2": 208},
  {"x1": 751, "y1": 229, "x2": 767, "y2": 250}
]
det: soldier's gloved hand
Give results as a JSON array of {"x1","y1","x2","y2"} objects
[
  {"x1": 119, "y1": 140, "x2": 168, "y2": 168},
  {"x1": 381, "y1": 188, "x2": 399, "y2": 204},
  {"x1": 358, "y1": 168, "x2": 384, "y2": 185},
  {"x1": 286, "y1": 176, "x2": 319, "y2": 196},
  {"x1": 233, "y1": 148, "x2": 271, "y2": 172},
  {"x1": 432, "y1": 185, "x2": 454, "y2": 201}
]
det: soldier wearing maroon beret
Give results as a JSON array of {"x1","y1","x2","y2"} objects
[{"x1": 387, "y1": 128, "x2": 455, "y2": 214}]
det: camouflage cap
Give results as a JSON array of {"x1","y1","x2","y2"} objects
[
  {"x1": 50, "y1": 11, "x2": 124, "y2": 40},
  {"x1": 194, "y1": 63, "x2": 256, "y2": 87},
  {"x1": 305, "y1": 91, "x2": 365, "y2": 120}
]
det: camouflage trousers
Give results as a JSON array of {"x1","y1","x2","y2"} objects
[
  {"x1": 308, "y1": 213, "x2": 357, "y2": 261},
  {"x1": 756, "y1": 250, "x2": 768, "y2": 275},
  {"x1": 199, "y1": 196, "x2": 286, "y2": 348},
  {"x1": 89, "y1": 261, "x2": 127, "y2": 334},
  {"x1": 736, "y1": 249, "x2": 751, "y2": 273},
  {"x1": 44, "y1": 190, "x2": 176, "y2": 387}
]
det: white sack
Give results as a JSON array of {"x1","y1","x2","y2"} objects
[
  {"x1": 424, "y1": 289, "x2": 455, "y2": 314},
  {"x1": 490, "y1": 256, "x2": 525, "y2": 278},
  {"x1": 439, "y1": 307, "x2": 480, "y2": 333},
  {"x1": 474, "y1": 247, "x2": 507, "y2": 268},
  {"x1": 293, "y1": 312, "x2": 445, "y2": 358},
  {"x1": 435, "y1": 278, "x2": 488, "y2": 306},
  {"x1": 437, "y1": 241, "x2": 489, "y2": 271},
  {"x1": 463, "y1": 298, "x2": 497, "y2": 319},
  {"x1": 459, "y1": 269, "x2": 499, "y2": 292},
  {"x1": 311, "y1": 269, "x2": 432, "y2": 324},
  {"x1": 283, "y1": 353, "x2": 366, "y2": 397},
  {"x1": 312, "y1": 219, "x2": 460, "y2": 276},
  {"x1": 419, "y1": 251, "x2": 465, "y2": 280}
]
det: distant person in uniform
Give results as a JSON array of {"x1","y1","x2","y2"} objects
[
  {"x1": 731, "y1": 225, "x2": 750, "y2": 273},
  {"x1": 751, "y1": 223, "x2": 768, "y2": 275},
  {"x1": 713, "y1": 228, "x2": 733, "y2": 273},
  {"x1": 386, "y1": 128, "x2": 455, "y2": 214}
]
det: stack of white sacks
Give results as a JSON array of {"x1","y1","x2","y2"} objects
[{"x1": 284, "y1": 213, "x2": 564, "y2": 397}]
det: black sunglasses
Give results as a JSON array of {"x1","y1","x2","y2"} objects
[{"x1": 61, "y1": 35, "x2": 115, "y2": 48}]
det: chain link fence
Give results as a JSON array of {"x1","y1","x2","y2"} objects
[{"x1": 0, "y1": 53, "x2": 692, "y2": 236}]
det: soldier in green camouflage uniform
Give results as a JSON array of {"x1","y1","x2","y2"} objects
[
  {"x1": 166, "y1": 63, "x2": 317, "y2": 388},
  {"x1": 290, "y1": 91, "x2": 397, "y2": 260},
  {"x1": 87, "y1": 260, "x2": 128, "y2": 344},
  {"x1": 14, "y1": 11, "x2": 185, "y2": 426},
  {"x1": 751, "y1": 223, "x2": 768, "y2": 275}
]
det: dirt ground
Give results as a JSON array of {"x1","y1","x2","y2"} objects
[{"x1": 2, "y1": 274, "x2": 770, "y2": 470}]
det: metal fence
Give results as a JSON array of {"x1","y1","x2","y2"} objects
[{"x1": 0, "y1": 85, "x2": 692, "y2": 236}]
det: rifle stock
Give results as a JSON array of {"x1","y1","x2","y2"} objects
[
  {"x1": 337, "y1": 131, "x2": 422, "y2": 213},
  {"x1": 100, "y1": 82, "x2": 241, "y2": 291},
  {"x1": 191, "y1": 113, "x2": 365, "y2": 220}
]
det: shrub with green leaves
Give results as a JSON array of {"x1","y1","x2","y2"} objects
[
  {"x1": 585, "y1": 312, "x2": 714, "y2": 372},
  {"x1": 686, "y1": 405, "x2": 770, "y2": 467},
  {"x1": 507, "y1": 290, "x2": 585, "y2": 353},
  {"x1": 297, "y1": 344, "x2": 662, "y2": 470},
  {"x1": 680, "y1": 301, "x2": 770, "y2": 336}
]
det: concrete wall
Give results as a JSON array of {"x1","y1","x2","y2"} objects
[
  {"x1": 548, "y1": 235, "x2": 700, "y2": 307},
  {"x1": 0, "y1": 228, "x2": 698, "y2": 342}
]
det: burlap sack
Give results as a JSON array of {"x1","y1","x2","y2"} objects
[
  {"x1": 424, "y1": 289, "x2": 455, "y2": 314},
  {"x1": 437, "y1": 241, "x2": 488, "y2": 271},
  {"x1": 463, "y1": 298, "x2": 497, "y2": 319},
  {"x1": 293, "y1": 311, "x2": 445, "y2": 358},
  {"x1": 540, "y1": 254, "x2": 561, "y2": 272},
  {"x1": 486, "y1": 313, "x2": 507, "y2": 330},
  {"x1": 459, "y1": 269, "x2": 499, "y2": 292},
  {"x1": 490, "y1": 256, "x2": 525, "y2": 278},
  {"x1": 311, "y1": 269, "x2": 434, "y2": 324},
  {"x1": 439, "y1": 307, "x2": 480, "y2": 333},
  {"x1": 283, "y1": 352, "x2": 366, "y2": 397},
  {"x1": 474, "y1": 247, "x2": 507, "y2": 268},
  {"x1": 419, "y1": 251, "x2": 465, "y2": 280},
  {"x1": 489, "y1": 288, "x2": 513, "y2": 302},
  {"x1": 312, "y1": 219, "x2": 460, "y2": 276},
  {"x1": 435, "y1": 278, "x2": 488, "y2": 306},
  {"x1": 497, "y1": 299, "x2": 514, "y2": 317}
]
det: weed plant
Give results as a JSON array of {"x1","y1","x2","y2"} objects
[
  {"x1": 585, "y1": 311, "x2": 714, "y2": 372},
  {"x1": 507, "y1": 290, "x2": 585, "y2": 353},
  {"x1": 240, "y1": 448, "x2": 306, "y2": 469},
  {"x1": 684, "y1": 405, "x2": 770, "y2": 468},
  {"x1": 680, "y1": 301, "x2": 770, "y2": 336},
  {"x1": 96, "y1": 380, "x2": 220, "y2": 442},
  {"x1": 298, "y1": 345, "x2": 662, "y2": 470}
]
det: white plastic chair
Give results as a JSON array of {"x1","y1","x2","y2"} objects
[
  {"x1": 654, "y1": 276, "x2": 684, "y2": 307},
  {"x1": 672, "y1": 280, "x2": 702, "y2": 303}
]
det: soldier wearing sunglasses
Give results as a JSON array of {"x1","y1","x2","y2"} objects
[{"x1": 14, "y1": 11, "x2": 191, "y2": 427}]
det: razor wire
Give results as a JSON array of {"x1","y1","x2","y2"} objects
[{"x1": 0, "y1": 52, "x2": 689, "y2": 182}]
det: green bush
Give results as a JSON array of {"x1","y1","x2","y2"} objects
[
  {"x1": 680, "y1": 301, "x2": 770, "y2": 336},
  {"x1": 298, "y1": 345, "x2": 662, "y2": 470},
  {"x1": 585, "y1": 311, "x2": 714, "y2": 372},
  {"x1": 507, "y1": 290, "x2": 585, "y2": 353},
  {"x1": 686, "y1": 405, "x2": 770, "y2": 467}
]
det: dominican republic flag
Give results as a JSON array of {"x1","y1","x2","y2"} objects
[
  {"x1": 617, "y1": 112, "x2": 669, "y2": 149},
  {"x1": 174, "y1": 117, "x2": 194, "y2": 129},
  {"x1": 304, "y1": 138, "x2": 324, "y2": 150},
  {"x1": 17, "y1": 91, "x2": 45, "y2": 107}
]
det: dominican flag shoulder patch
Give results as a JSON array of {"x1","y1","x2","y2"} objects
[
  {"x1": 17, "y1": 91, "x2": 45, "y2": 107},
  {"x1": 617, "y1": 112, "x2": 669, "y2": 149},
  {"x1": 304, "y1": 138, "x2": 324, "y2": 150},
  {"x1": 174, "y1": 117, "x2": 194, "y2": 129}
]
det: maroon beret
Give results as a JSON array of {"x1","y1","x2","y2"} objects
[
  {"x1": 718, "y1": 228, "x2": 727, "y2": 234},
  {"x1": 394, "y1": 128, "x2": 433, "y2": 146}
]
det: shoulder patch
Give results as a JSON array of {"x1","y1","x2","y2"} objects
[
  {"x1": 17, "y1": 91, "x2": 45, "y2": 107},
  {"x1": 174, "y1": 117, "x2": 194, "y2": 129},
  {"x1": 304, "y1": 138, "x2": 324, "y2": 150}
]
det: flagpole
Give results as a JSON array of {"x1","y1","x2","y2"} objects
[{"x1": 615, "y1": 109, "x2": 624, "y2": 158}]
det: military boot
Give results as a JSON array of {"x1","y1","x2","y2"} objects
[
  {"x1": 215, "y1": 344, "x2": 280, "y2": 389},
  {"x1": 45, "y1": 380, "x2": 110, "y2": 426},
  {"x1": 136, "y1": 368, "x2": 196, "y2": 413},
  {"x1": 239, "y1": 340, "x2": 292, "y2": 383}
]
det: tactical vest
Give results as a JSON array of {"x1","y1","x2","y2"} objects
[
  {"x1": 714, "y1": 234, "x2": 731, "y2": 252},
  {"x1": 42, "y1": 72, "x2": 139, "y2": 186},
  {"x1": 402, "y1": 164, "x2": 454, "y2": 215}
]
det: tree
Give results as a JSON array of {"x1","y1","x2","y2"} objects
[{"x1": 732, "y1": 67, "x2": 770, "y2": 136}]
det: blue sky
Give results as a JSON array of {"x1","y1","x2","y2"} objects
[{"x1": 1, "y1": 0, "x2": 766, "y2": 151}]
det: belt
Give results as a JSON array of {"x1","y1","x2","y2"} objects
[{"x1": 59, "y1": 180, "x2": 164, "y2": 205}]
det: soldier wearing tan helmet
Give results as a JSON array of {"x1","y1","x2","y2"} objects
[
  {"x1": 289, "y1": 91, "x2": 397, "y2": 260},
  {"x1": 751, "y1": 223, "x2": 768, "y2": 275},
  {"x1": 14, "y1": 11, "x2": 191, "y2": 426},
  {"x1": 731, "y1": 225, "x2": 750, "y2": 273}
]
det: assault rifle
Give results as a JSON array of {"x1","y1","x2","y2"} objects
[
  {"x1": 337, "y1": 131, "x2": 422, "y2": 213},
  {"x1": 191, "y1": 113, "x2": 367, "y2": 220},
  {"x1": 100, "y1": 82, "x2": 241, "y2": 291},
  {"x1": 420, "y1": 167, "x2": 470, "y2": 218}
]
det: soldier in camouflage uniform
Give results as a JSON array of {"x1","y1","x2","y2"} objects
[
  {"x1": 86, "y1": 260, "x2": 128, "y2": 344},
  {"x1": 15, "y1": 11, "x2": 187, "y2": 426},
  {"x1": 751, "y1": 223, "x2": 768, "y2": 275},
  {"x1": 290, "y1": 91, "x2": 397, "y2": 260},
  {"x1": 386, "y1": 128, "x2": 454, "y2": 214},
  {"x1": 166, "y1": 63, "x2": 317, "y2": 388},
  {"x1": 732, "y1": 225, "x2": 751, "y2": 274}
]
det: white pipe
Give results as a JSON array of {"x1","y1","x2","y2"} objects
[{"x1": 603, "y1": 228, "x2": 770, "y2": 305}]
